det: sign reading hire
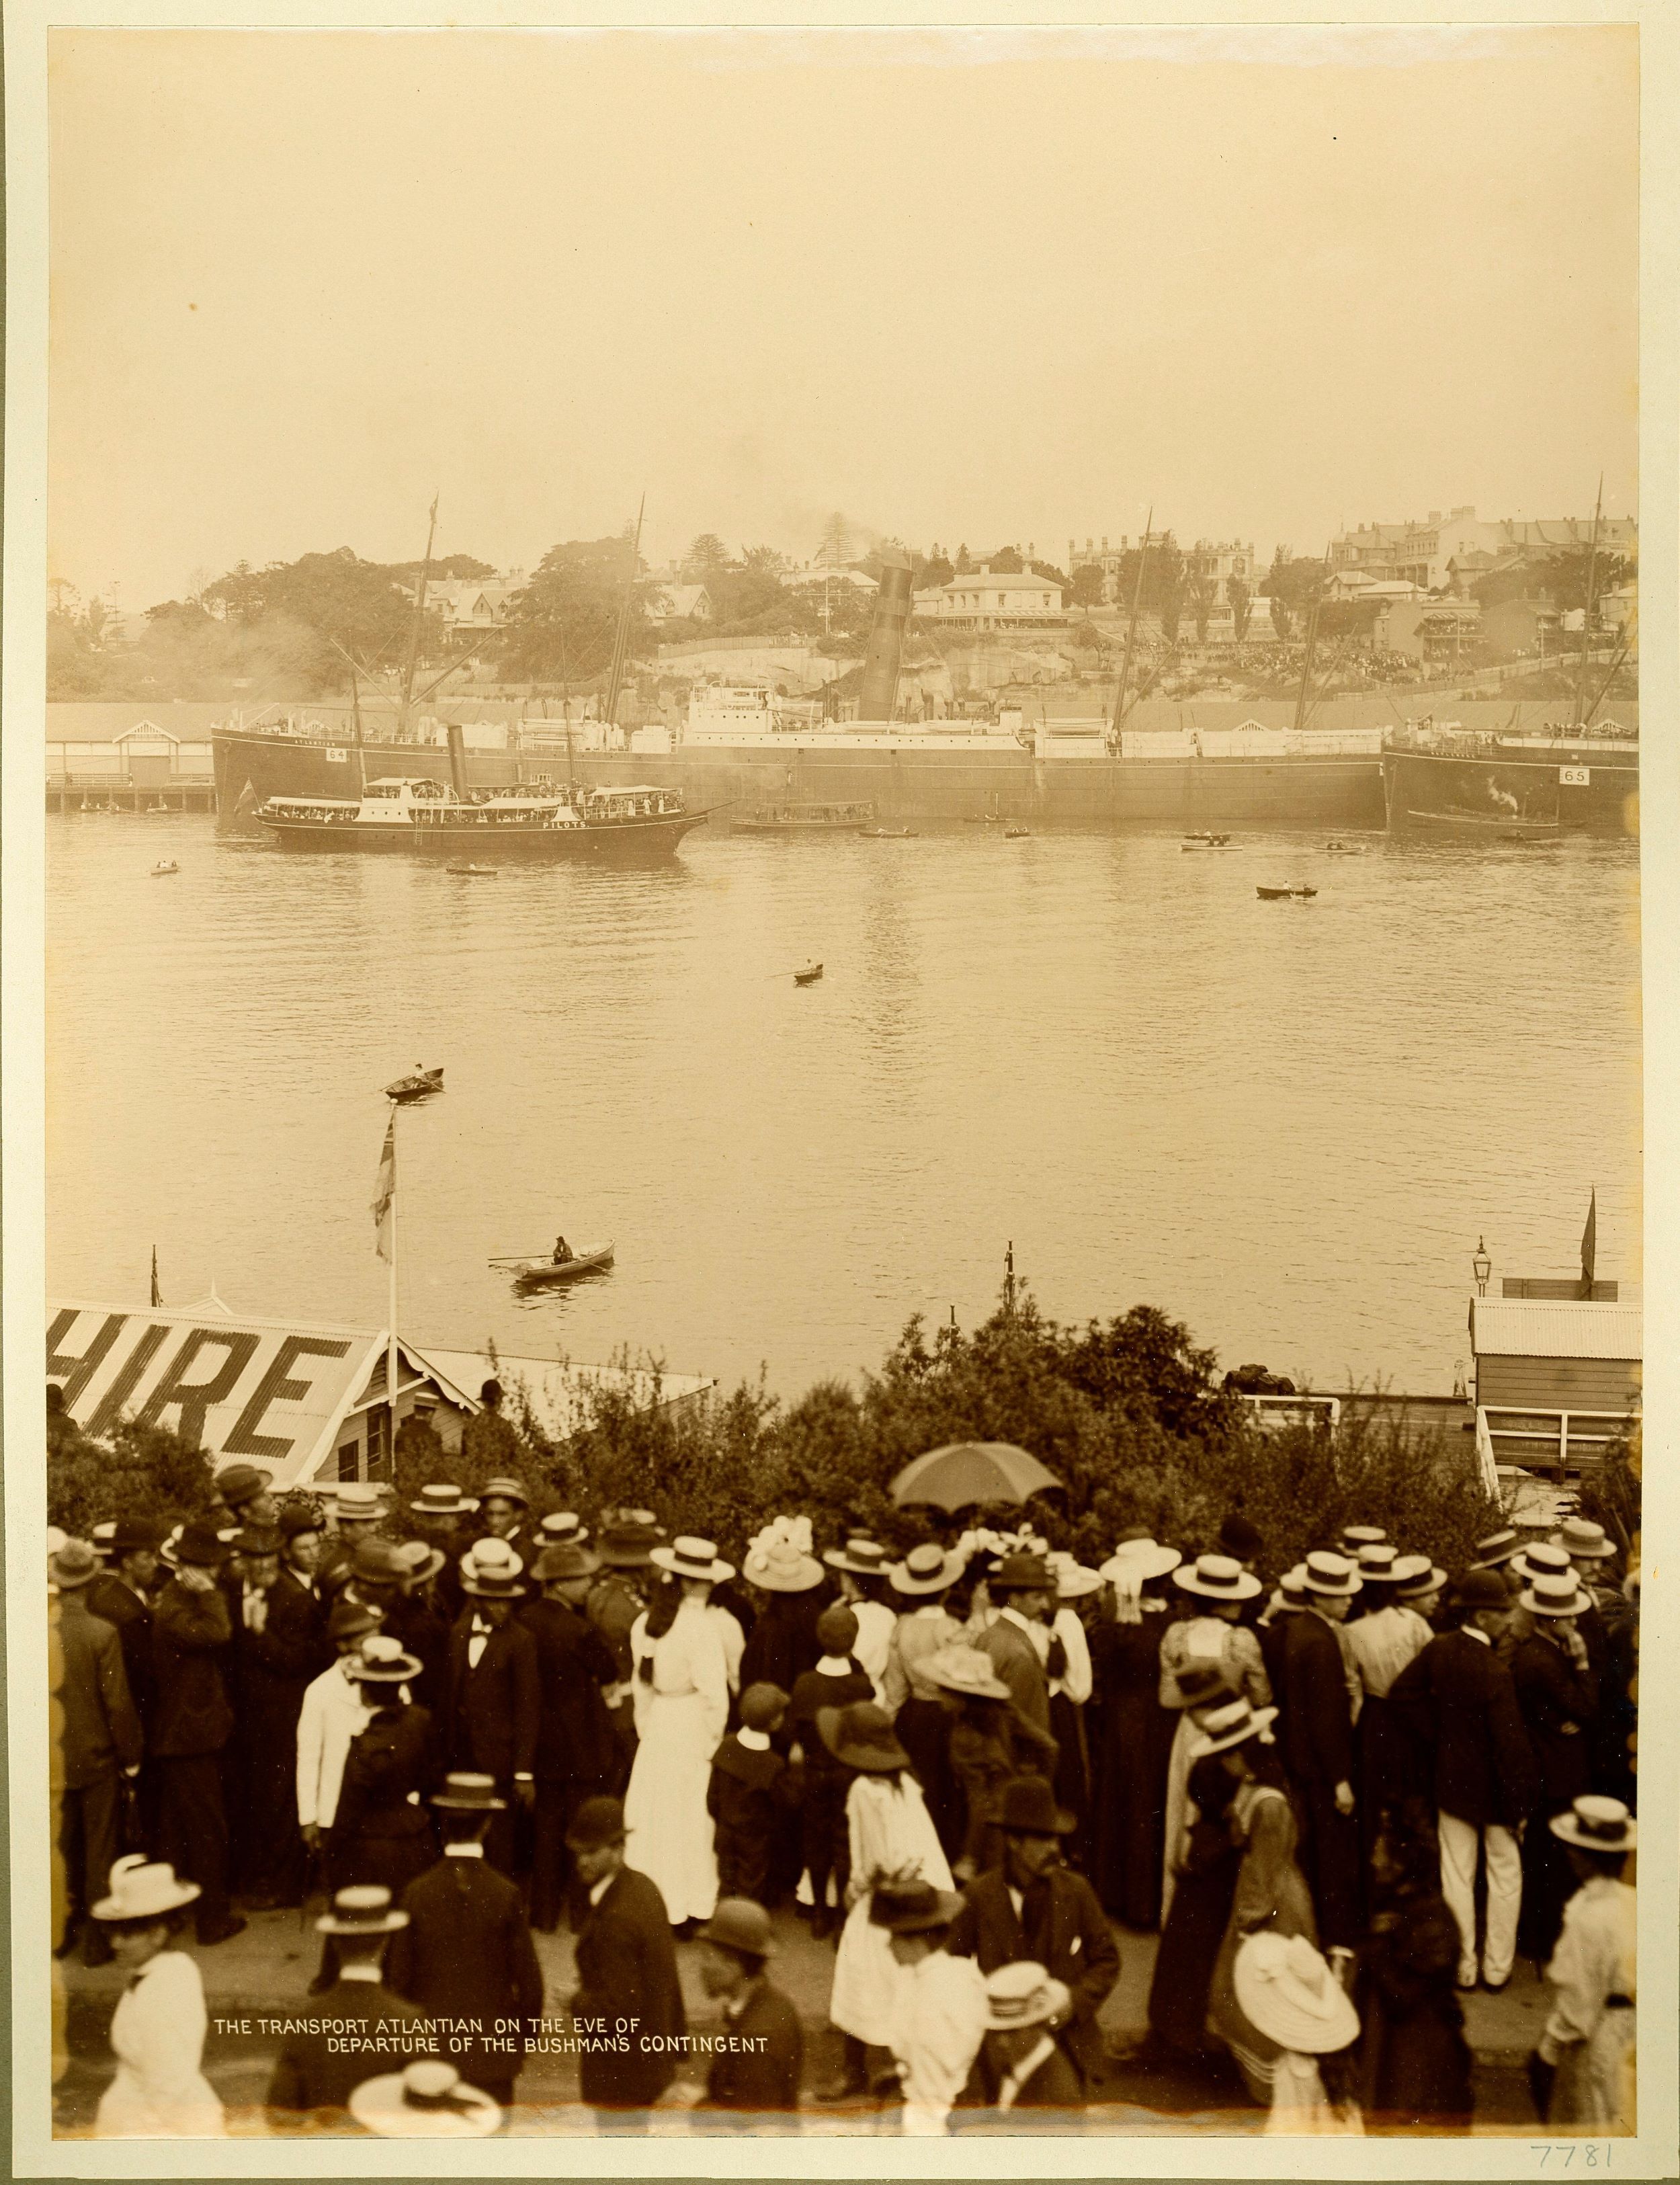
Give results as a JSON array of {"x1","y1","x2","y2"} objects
[{"x1": 47, "y1": 1302, "x2": 384, "y2": 1491}]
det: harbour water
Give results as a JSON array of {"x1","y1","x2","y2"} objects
[{"x1": 47, "y1": 817, "x2": 1640, "y2": 1401}]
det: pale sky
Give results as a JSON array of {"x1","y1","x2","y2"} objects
[{"x1": 48, "y1": 26, "x2": 1638, "y2": 608}]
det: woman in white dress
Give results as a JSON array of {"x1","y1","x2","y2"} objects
[
  {"x1": 92, "y1": 1856, "x2": 226, "y2": 2139},
  {"x1": 820, "y1": 1701, "x2": 954, "y2": 2101},
  {"x1": 623, "y1": 1536, "x2": 733, "y2": 1929},
  {"x1": 1159, "y1": 1554, "x2": 1270, "y2": 1916}
]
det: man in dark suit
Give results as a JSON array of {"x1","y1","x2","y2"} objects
[
  {"x1": 1509, "y1": 1566, "x2": 1600, "y2": 1966},
  {"x1": 974, "y1": 1962, "x2": 1087, "y2": 2116},
  {"x1": 1390, "y1": 1567, "x2": 1540, "y2": 1991},
  {"x1": 691, "y1": 1897, "x2": 803, "y2": 2115},
  {"x1": 566, "y1": 1795, "x2": 686, "y2": 2127},
  {"x1": 226, "y1": 1524, "x2": 320, "y2": 1908},
  {"x1": 443, "y1": 1540, "x2": 539, "y2": 1874},
  {"x1": 946, "y1": 1774, "x2": 1118, "y2": 2091},
  {"x1": 520, "y1": 1542, "x2": 623, "y2": 1928},
  {"x1": 53, "y1": 1539, "x2": 143, "y2": 1965},
  {"x1": 267, "y1": 1887, "x2": 433, "y2": 2129},
  {"x1": 976, "y1": 1555, "x2": 1056, "y2": 1739},
  {"x1": 387, "y1": 1774, "x2": 544, "y2": 2107},
  {"x1": 1277, "y1": 1549, "x2": 1363, "y2": 1950},
  {"x1": 85, "y1": 1518, "x2": 163, "y2": 1731},
  {"x1": 151, "y1": 1522, "x2": 245, "y2": 1945}
]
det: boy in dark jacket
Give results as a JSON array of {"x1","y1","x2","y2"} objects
[
  {"x1": 786, "y1": 1605, "x2": 873, "y2": 1938},
  {"x1": 708, "y1": 1682, "x2": 793, "y2": 1906}
]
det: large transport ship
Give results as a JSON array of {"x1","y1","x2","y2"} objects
[{"x1": 1382, "y1": 723, "x2": 1639, "y2": 838}]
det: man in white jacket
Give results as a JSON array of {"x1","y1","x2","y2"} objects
[{"x1": 295, "y1": 1598, "x2": 382, "y2": 1852}]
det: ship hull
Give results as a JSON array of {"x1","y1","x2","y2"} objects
[
  {"x1": 257, "y1": 811, "x2": 708, "y2": 858},
  {"x1": 1382, "y1": 748, "x2": 1637, "y2": 837}
]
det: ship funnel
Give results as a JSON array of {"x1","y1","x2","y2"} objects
[
  {"x1": 446, "y1": 722, "x2": 468, "y2": 800},
  {"x1": 857, "y1": 547, "x2": 914, "y2": 723}
]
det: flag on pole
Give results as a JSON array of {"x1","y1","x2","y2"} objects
[
  {"x1": 149, "y1": 1247, "x2": 161, "y2": 1309},
  {"x1": 372, "y1": 1117, "x2": 396, "y2": 1261},
  {"x1": 1580, "y1": 1186, "x2": 1597, "y2": 1298}
]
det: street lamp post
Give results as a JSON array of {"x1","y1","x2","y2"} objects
[{"x1": 1472, "y1": 1237, "x2": 1493, "y2": 1296}]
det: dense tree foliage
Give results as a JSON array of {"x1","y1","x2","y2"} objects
[{"x1": 497, "y1": 536, "x2": 652, "y2": 684}]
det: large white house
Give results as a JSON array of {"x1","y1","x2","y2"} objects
[{"x1": 914, "y1": 566, "x2": 1066, "y2": 628}]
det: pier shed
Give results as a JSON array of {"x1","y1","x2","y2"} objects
[{"x1": 1470, "y1": 1295, "x2": 1640, "y2": 1485}]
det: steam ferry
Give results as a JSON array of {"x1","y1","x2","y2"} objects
[{"x1": 257, "y1": 776, "x2": 708, "y2": 858}]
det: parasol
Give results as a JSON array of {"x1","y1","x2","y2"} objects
[{"x1": 888, "y1": 1440, "x2": 1062, "y2": 1513}]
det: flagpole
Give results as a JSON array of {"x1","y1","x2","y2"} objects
[{"x1": 386, "y1": 1102, "x2": 399, "y2": 1460}]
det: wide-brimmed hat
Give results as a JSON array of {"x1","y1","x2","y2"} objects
[
  {"x1": 743, "y1": 1538, "x2": 823, "y2": 1593},
  {"x1": 316, "y1": 1883, "x2": 409, "y2": 1937},
  {"x1": 353, "y1": 1633, "x2": 423, "y2": 1684},
  {"x1": 990, "y1": 1552, "x2": 1054, "y2": 1594},
  {"x1": 93, "y1": 1854, "x2": 200, "y2": 1924},
  {"x1": 1100, "y1": 1538, "x2": 1182, "y2": 1585},
  {"x1": 1300, "y1": 1550, "x2": 1362, "y2": 1598},
  {"x1": 1553, "y1": 1516, "x2": 1615, "y2": 1562},
  {"x1": 825, "y1": 1538, "x2": 892, "y2": 1580},
  {"x1": 533, "y1": 1542, "x2": 600, "y2": 1585},
  {"x1": 995, "y1": 1775, "x2": 1077, "y2": 1836},
  {"x1": 565, "y1": 1795, "x2": 628, "y2": 1851},
  {"x1": 1472, "y1": 1526, "x2": 1521, "y2": 1569},
  {"x1": 108, "y1": 1516, "x2": 166, "y2": 1557},
  {"x1": 410, "y1": 1483, "x2": 479, "y2": 1518},
  {"x1": 175, "y1": 1522, "x2": 230, "y2": 1571},
  {"x1": 479, "y1": 1476, "x2": 529, "y2": 1508},
  {"x1": 1050, "y1": 1555, "x2": 1103, "y2": 1601},
  {"x1": 1454, "y1": 1568, "x2": 1511, "y2": 1612},
  {"x1": 350, "y1": 2061, "x2": 501, "y2": 2140},
  {"x1": 1392, "y1": 1555, "x2": 1446, "y2": 1601},
  {"x1": 393, "y1": 1538, "x2": 445, "y2": 1588},
  {"x1": 698, "y1": 1897, "x2": 778, "y2": 1960},
  {"x1": 50, "y1": 1539, "x2": 100, "y2": 1590},
  {"x1": 431, "y1": 1772, "x2": 507, "y2": 1813},
  {"x1": 870, "y1": 1877, "x2": 964, "y2": 1934},
  {"x1": 1513, "y1": 1542, "x2": 1575, "y2": 1584},
  {"x1": 1549, "y1": 1794, "x2": 1636, "y2": 1853},
  {"x1": 817, "y1": 1701, "x2": 911, "y2": 1773},
  {"x1": 216, "y1": 1463, "x2": 271, "y2": 1510},
  {"x1": 889, "y1": 1542, "x2": 965, "y2": 1596},
  {"x1": 921, "y1": 1644, "x2": 1011, "y2": 1702},
  {"x1": 351, "y1": 1538, "x2": 411, "y2": 1586},
  {"x1": 1521, "y1": 1569, "x2": 1594, "y2": 1618},
  {"x1": 332, "y1": 1483, "x2": 382, "y2": 1521},
  {"x1": 460, "y1": 1539, "x2": 526, "y2": 1596},
  {"x1": 984, "y1": 1960, "x2": 1072, "y2": 2031},
  {"x1": 1174, "y1": 1553, "x2": 1262, "y2": 1602},
  {"x1": 596, "y1": 1510, "x2": 665, "y2": 1567},
  {"x1": 650, "y1": 1534, "x2": 734, "y2": 1583},
  {"x1": 1234, "y1": 1932, "x2": 1359, "y2": 2053},
  {"x1": 1191, "y1": 1697, "x2": 1279, "y2": 1757},
  {"x1": 327, "y1": 1596, "x2": 382, "y2": 1643},
  {"x1": 1339, "y1": 1524, "x2": 1387, "y2": 1553},
  {"x1": 536, "y1": 1510, "x2": 589, "y2": 1544}
]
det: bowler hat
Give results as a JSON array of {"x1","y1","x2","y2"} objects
[
  {"x1": 410, "y1": 1483, "x2": 479, "y2": 1519},
  {"x1": 697, "y1": 1897, "x2": 777, "y2": 1960},
  {"x1": 108, "y1": 1516, "x2": 165, "y2": 1557},
  {"x1": 532, "y1": 1542, "x2": 600, "y2": 1585},
  {"x1": 216, "y1": 1463, "x2": 270, "y2": 1510},
  {"x1": 327, "y1": 1596, "x2": 382, "y2": 1643},
  {"x1": 1454, "y1": 1568, "x2": 1510, "y2": 1612},
  {"x1": 175, "y1": 1522, "x2": 229, "y2": 1571},
  {"x1": 816, "y1": 1701, "x2": 911, "y2": 1774},
  {"x1": 316, "y1": 1884, "x2": 409, "y2": 1937},
  {"x1": 995, "y1": 1775, "x2": 1076, "y2": 1836},
  {"x1": 1218, "y1": 1514, "x2": 1263, "y2": 1562},
  {"x1": 989, "y1": 1552, "x2": 1053, "y2": 1593},
  {"x1": 277, "y1": 1506, "x2": 323, "y2": 1542},
  {"x1": 565, "y1": 1795, "x2": 628, "y2": 1851},
  {"x1": 235, "y1": 1525, "x2": 282, "y2": 1558},
  {"x1": 869, "y1": 1877, "x2": 963, "y2": 1934},
  {"x1": 431, "y1": 1772, "x2": 507, "y2": 1812}
]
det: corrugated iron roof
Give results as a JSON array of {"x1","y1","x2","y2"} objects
[{"x1": 1471, "y1": 1297, "x2": 1641, "y2": 1361}]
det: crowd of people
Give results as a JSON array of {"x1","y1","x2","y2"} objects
[{"x1": 49, "y1": 1397, "x2": 1638, "y2": 2139}]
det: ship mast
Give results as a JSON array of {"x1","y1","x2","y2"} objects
[
  {"x1": 603, "y1": 495, "x2": 645, "y2": 742},
  {"x1": 1110, "y1": 509, "x2": 1152, "y2": 748},
  {"x1": 1572, "y1": 475, "x2": 1604, "y2": 733},
  {"x1": 398, "y1": 497, "x2": 439, "y2": 741}
]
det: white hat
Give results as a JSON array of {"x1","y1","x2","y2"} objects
[
  {"x1": 983, "y1": 1959, "x2": 1073, "y2": 2031},
  {"x1": 349, "y1": 2060, "x2": 502, "y2": 2138},
  {"x1": 649, "y1": 1534, "x2": 735, "y2": 1583},
  {"x1": 333, "y1": 1483, "x2": 382, "y2": 1518},
  {"x1": 1099, "y1": 1538, "x2": 1181, "y2": 1585},
  {"x1": 1301, "y1": 1550, "x2": 1363, "y2": 1598},
  {"x1": 458, "y1": 1538, "x2": 526, "y2": 1596},
  {"x1": 1173, "y1": 1553, "x2": 1261, "y2": 1602},
  {"x1": 1521, "y1": 1569, "x2": 1594, "y2": 1618},
  {"x1": 537, "y1": 1510, "x2": 589, "y2": 1544},
  {"x1": 1552, "y1": 1516, "x2": 1615, "y2": 1561},
  {"x1": 92, "y1": 1854, "x2": 200, "y2": 1923},
  {"x1": 1050, "y1": 1555, "x2": 1103, "y2": 1601},
  {"x1": 1234, "y1": 1932, "x2": 1359, "y2": 2053},
  {"x1": 1391, "y1": 1555, "x2": 1446, "y2": 1601},
  {"x1": 1549, "y1": 1794, "x2": 1636, "y2": 1854}
]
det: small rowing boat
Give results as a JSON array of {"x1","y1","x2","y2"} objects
[
  {"x1": 1004, "y1": 827, "x2": 1031, "y2": 839},
  {"x1": 498, "y1": 1243, "x2": 616, "y2": 1288},
  {"x1": 794, "y1": 962, "x2": 824, "y2": 985},
  {"x1": 1182, "y1": 831, "x2": 1232, "y2": 849},
  {"x1": 860, "y1": 827, "x2": 919, "y2": 839},
  {"x1": 1256, "y1": 884, "x2": 1317, "y2": 901},
  {"x1": 446, "y1": 864, "x2": 499, "y2": 876},
  {"x1": 151, "y1": 860, "x2": 179, "y2": 876},
  {"x1": 1323, "y1": 841, "x2": 1368, "y2": 854},
  {"x1": 385, "y1": 1065, "x2": 444, "y2": 1102}
]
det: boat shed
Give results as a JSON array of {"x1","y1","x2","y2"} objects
[
  {"x1": 47, "y1": 1298, "x2": 713, "y2": 1499},
  {"x1": 1470, "y1": 1295, "x2": 1641, "y2": 1483}
]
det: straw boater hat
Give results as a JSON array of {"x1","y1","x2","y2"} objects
[
  {"x1": 1174, "y1": 1553, "x2": 1262, "y2": 1602},
  {"x1": 352, "y1": 1633, "x2": 424, "y2": 1684},
  {"x1": 1191, "y1": 1696, "x2": 1279, "y2": 1757},
  {"x1": 1390, "y1": 1554, "x2": 1447, "y2": 1602},
  {"x1": 1099, "y1": 1536, "x2": 1182, "y2": 1585},
  {"x1": 1050, "y1": 1553, "x2": 1103, "y2": 1601},
  {"x1": 93, "y1": 1854, "x2": 200, "y2": 1924},
  {"x1": 742, "y1": 1534, "x2": 823, "y2": 1594},
  {"x1": 532, "y1": 1542, "x2": 599, "y2": 1585},
  {"x1": 458, "y1": 1539, "x2": 525, "y2": 1596},
  {"x1": 1275, "y1": 1566, "x2": 1309, "y2": 1606},
  {"x1": 91, "y1": 1520, "x2": 118, "y2": 1561},
  {"x1": 50, "y1": 1540, "x2": 100, "y2": 1590},
  {"x1": 410, "y1": 1482, "x2": 480, "y2": 1518},
  {"x1": 983, "y1": 1960, "x2": 1073, "y2": 2032},
  {"x1": 333, "y1": 1483, "x2": 382, "y2": 1522},
  {"x1": 537, "y1": 1510, "x2": 589, "y2": 1546},
  {"x1": 1521, "y1": 1569, "x2": 1595, "y2": 1619},
  {"x1": 1549, "y1": 1794, "x2": 1636, "y2": 1854},
  {"x1": 1553, "y1": 1516, "x2": 1615, "y2": 1563},
  {"x1": 650, "y1": 1534, "x2": 734, "y2": 1583},
  {"x1": 825, "y1": 1538, "x2": 892, "y2": 1580},
  {"x1": 921, "y1": 1644, "x2": 1012, "y2": 1702},
  {"x1": 1471, "y1": 1526, "x2": 1521, "y2": 1569},
  {"x1": 480, "y1": 1477, "x2": 529, "y2": 1508},
  {"x1": 1355, "y1": 1543, "x2": 1400, "y2": 1581},
  {"x1": 431, "y1": 1772, "x2": 507, "y2": 1813},
  {"x1": 392, "y1": 1538, "x2": 446, "y2": 1588},
  {"x1": 596, "y1": 1510, "x2": 664, "y2": 1568},
  {"x1": 1300, "y1": 1551, "x2": 1363, "y2": 1598},
  {"x1": 1512, "y1": 1541, "x2": 1575, "y2": 1585},
  {"x1": 316, "y1": 1883, "x2": 409, "y2": 1937},
  {"x1": 697, "y1": 1898, "x2": 778, "y2": 1961},
  {"x1": 818, "y1": 1702, "x2": 911, "y2": 1773},
  {"x1": 1340, "y1": 1524, "x2": 1388, "y2": 1554},
  {"x1": 350, "y1": 2060, "x2": 501, "y2": 2139},
  {"x1": 869, "y1": 1877, "x2": 965, "y2": 1934},
  {"x1": 889, "y1": 1542, "x2": 966, "y2": 1596},
  {"x1": 1234, "y1": 1932, "x2": 1359, "y2": 2054}
]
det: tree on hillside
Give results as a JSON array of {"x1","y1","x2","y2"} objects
[
  {"x1": 683, "y1": 534, "x2": 732, "y2": 581},
  {"x1": 1185, "y1": 561, "x2": 1218, "y2": 643},
  {"x1": 1070, "y1": 565, "x2": 1105, "y2": 612},
  {"x1": 388, "y1": 552, "x2": 497, "y2": 585},
  {"x1": 1228, "y1": 573, "x2": 1253, "y2": 645},
  {"x1": 1153, "y1": 533, "x2": 1187, "y2": 647},
  {"x1": 204, "y1": 547, "x2": 427, "y2": 673},
  {"x1": 954, "y1": 544, "x2": 972, "y2": 574},
  {"x1": 818, "y1": 513, "x2": 854, "y2": 571},
  {"x1": 913, "y1": 552, "x2": 954, "y2": 594},
  {"x1": 498, "y1": 536, "x2": 652, "y2": 684},
  {"x1": 989, "y1": 545, "x2": 1024, "y2": 573},
  {"x1": 741, "y1": 544, "x2": 786, "y2": 576},
  {"x1": 1265, "y1": 545, "x2": 1295, "y2": 638}
]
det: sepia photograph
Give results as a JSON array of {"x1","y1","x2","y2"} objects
[{"x1": 9, "y1": 9, "x2": 1675, "y2": 2170}]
